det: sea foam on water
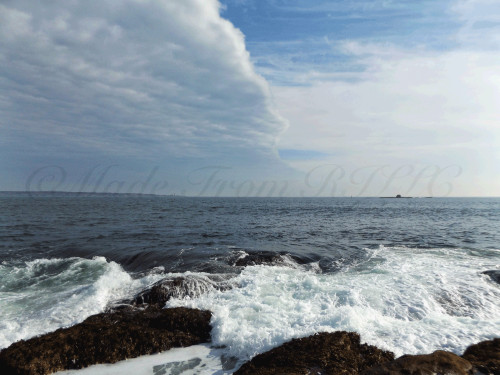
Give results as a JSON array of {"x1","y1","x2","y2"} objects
[
  {"x1": 0, "y1": 256, "x2": 164, "y2": 349},
  {"x1": 167, "y1": 245, "x2": 500, "y2": 359},
  {"x1": 1, "y1": 245, "x2": 499, "y2": 374}
]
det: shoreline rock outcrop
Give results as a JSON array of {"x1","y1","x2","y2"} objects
[
  {"x1": 234, "y1": 331, "x2": 395, "y2": 375},
  {"x1": 0, "y1": 307, "x2": 211, "y2": 375},
  {"x1": 462, "y1": 338, "x2": 500, "y2": 375},
  {"x1": 234, "y1": 333, "x2": 500, "y2": 375},
  {"x1": 361, "y1": 350, "x2": 474, "y2": 375},
  {"x1": 1, "y1": 310, "x2": 497, "y2": 375}
]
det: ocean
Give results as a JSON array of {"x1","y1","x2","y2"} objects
[{"x1": 1, "y1": 193, "x2": 499, "y2": 373}]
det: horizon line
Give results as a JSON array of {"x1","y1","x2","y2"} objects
[{"x1": 1, "y1": 190, "x2": 499, "y2": 199}]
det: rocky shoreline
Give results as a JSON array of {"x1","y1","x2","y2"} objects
[
  {"x1": 0, "y1": 306, "x2": 498, "y2": 375},
  {"x1": 233, "y1": 331, "x2": 395, "y2": 375},
  {"x1": 1, "y1": 264, "x2": 499, "y2": 375},
  {"x1": 0, "y1": 307, "x2": 212, "y2": 375},
  {"x1": 234, "y1": 334, "x2": 499, "y2": 375}
]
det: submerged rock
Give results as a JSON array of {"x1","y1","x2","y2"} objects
[
  {"x1": 0, "y1": 307, "x2": 211, "y2": 375},
  {"x1": 234, "y1": 331, "x2": 394, "y2": 375},
  {"x1": 153, "y1": 358, "x2": 202, "y2": 375},
  {"x1": 462, "y1": 338, "x2": 500, "y2": 375},
  {"x1": 483, "y1": 270, "x2": 500, "y2": 284},
  {"x1": 362, "y1": 350, "x2": 474, "y2": 375},
  {"x1": 233, "y1": 251, "x2": 302, "y2": 267},
  {"x1": 127, "y1": 274, "x2": 236, "y2": 308}
]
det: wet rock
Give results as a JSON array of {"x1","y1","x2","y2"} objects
[
  {"x1": 234, "y1": 331, "x2": 394, "y2": 375},
  {"x1": 362, "y1": 350, "x2": 474, "y2": 375},
  {"x1": 233, "y1": 252, "x2": 301, "y2": 267},
  {"x1": 0, "y1": 307, "x2": 211, "y2": 375},
  {"x1": 130, "y1": 274, "x2": 236, "y2": 307},
  {"x1": 462, "y1": 338, "x2": 500, "y2": 375},
  {"x1": 221, "y1": 355, "x2": 240, "y2": 371},
  {"x1": 483, "y1": 270, "x2": 500, "y2": 284}
]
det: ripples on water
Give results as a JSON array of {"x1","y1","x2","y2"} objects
[
  {"x1": 0, "y1": 193, "x2": 499, "y2": 366},
  {"x1": 1, "y1": 194, "x2": 499, "y2": 273}
]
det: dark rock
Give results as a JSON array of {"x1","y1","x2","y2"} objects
[
  {"x1": 234, "y1": 331, "x2": 394, "y2": 375},
  {"x1": 128, "y1": 274, "x2": 236, "y2": 308},
  {"x1": 233, "y1": 252, "x2": 301, "y2": 267},
  {"x1": 362, "y1": 350, "x2": 474, "y2": 375},
  {"x1": 0, "y1": 307, "x2": 211, "y2": 375},
  {"x1": 483, "y1": 270, "x2": 500, "y2": 284},
  {"x1": 462, "y1": 338, "x2": 500, "y2": 375}
]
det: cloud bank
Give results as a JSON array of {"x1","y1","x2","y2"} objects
[
  {"x1": 0, "y1": 0, "x2": 289, "y2": 191},
  {"x1": 1, "y1": 0, "x2": 498, "y2": 196}
]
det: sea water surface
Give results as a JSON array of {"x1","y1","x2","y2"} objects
[{"x1": 1, "y1": 193, "x2": 499, "y2": 373}]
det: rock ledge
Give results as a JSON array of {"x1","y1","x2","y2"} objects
[
  {"x1": 0, "y1": 307, "x2": 211, "y2": 375},
  {"x1": 234, "y1": 331, "x2": 395, "y2": 375}
]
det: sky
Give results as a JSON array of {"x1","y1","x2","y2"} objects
[{"x1": 0, "y1": 0, "x2": 499, "y2": 196}]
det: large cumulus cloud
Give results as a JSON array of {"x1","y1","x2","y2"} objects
[{"x1": 0, "y1": 0, "x2": 287, "y2": 178}]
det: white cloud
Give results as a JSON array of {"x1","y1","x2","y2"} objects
[
  {"x1": 452, "y1": 0, "x2": 500, "y2": 48},
  {"x1": 0, "y1": 0, "x2": 287, "y2": 161},
  {"x1": 1, "y1": 0, "x2": 498, "y2": 196},
  {"x1": 264, "y1": 0, "x2": 500, "y2": 196},
  {"x1": 274, "y1": 43, "x2": 500, "y2": 196}
]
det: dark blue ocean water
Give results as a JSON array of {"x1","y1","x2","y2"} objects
[
  {"x1": 1, "y1": 193, "x2": 499, "y2": 272},
  {"x1": 0, "y1": 192, "x2": 499, "y2": 367}
]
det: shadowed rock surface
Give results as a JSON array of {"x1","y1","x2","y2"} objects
[
  {"x1": 483, "y1": 270, "x2": 500, "y2": 284},
  {"x1": 128, "y1": 274, "x2": 236, "y2": 308},
  {"x1": 362, "y1": 350, "x2": 474, "y2": 375},
  {"x1": 462, "y1": 338, "x2": 500, "y2": 375},
  {"x1": 0, "y1": 307, "x2": 211, "y2": 375},
  {"x1": 234, "y1": 331, "x2": 394, "y2": 375}
]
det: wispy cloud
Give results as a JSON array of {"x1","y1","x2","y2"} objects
[
  {"x1": 272, "y1": 0, "x2": 500, "y2": 195},
  {"x1": 221, "y1": 0, "x2": 460, "y2": 85},
  {"x1": 451, "y1": 0, "x2": 500, "y2": 48}
]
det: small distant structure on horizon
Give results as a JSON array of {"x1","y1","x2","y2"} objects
[{"x1": 380, "y1": 194, "x2": 413, "y2": 199}]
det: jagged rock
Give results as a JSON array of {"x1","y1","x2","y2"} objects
[
  {"x1": 0, "y1": 307, "x2": 211, "y2": 375},
  {"x1": 483, "y1": 270, "x2": 500, "y2": 284},
  {"x1": 462, "y1": 338, "x2": 500, "y2": 375},
  {"x1": 234, "y1": 331, "x2": 394, "y2": 375},
  {"x1": 362, "y1": 350, "x2": 474, "y2": 375},
  {"x1": 129, "y1": 274, "x2": 236, "y2": 307}
]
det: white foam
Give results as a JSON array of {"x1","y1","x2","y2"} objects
[
  {"x1": 2, "y1": 247, "x2": 499, "y2": 374},
  {"x1": 167, "y1": 246, "x2": 500, "y2": 359},
  {"x1": 56, "y1": 344, "x2": 238, "y2": 375},
  {"x1": 0, "y1": 257, "x2": 165, "y2": 349}
]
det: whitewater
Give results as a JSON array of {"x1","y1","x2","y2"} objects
[
  {"x1": 1, "y1": 194, "x2": 499, "y2": 373},
  {"x1": 1, "y1": 247, "x2": 499, "y2": 374}
]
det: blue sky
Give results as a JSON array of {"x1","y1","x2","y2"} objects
[
  {"x1": 220, "y1": 0, "x2": 460, "y2": 84},
  {"x1": 0, "y1": 0, "x2": 499, "y2": 196},
  {"x1": 221, "y1": 0, "x2": 457, "y2": 44}
]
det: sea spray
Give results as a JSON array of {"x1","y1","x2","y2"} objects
[
  {"x1": 166, "y1": 245, "x2": 500, "y2": 359},
  {"x1": 0, "y1": 257, "x2": 165, "y2": 349}
]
